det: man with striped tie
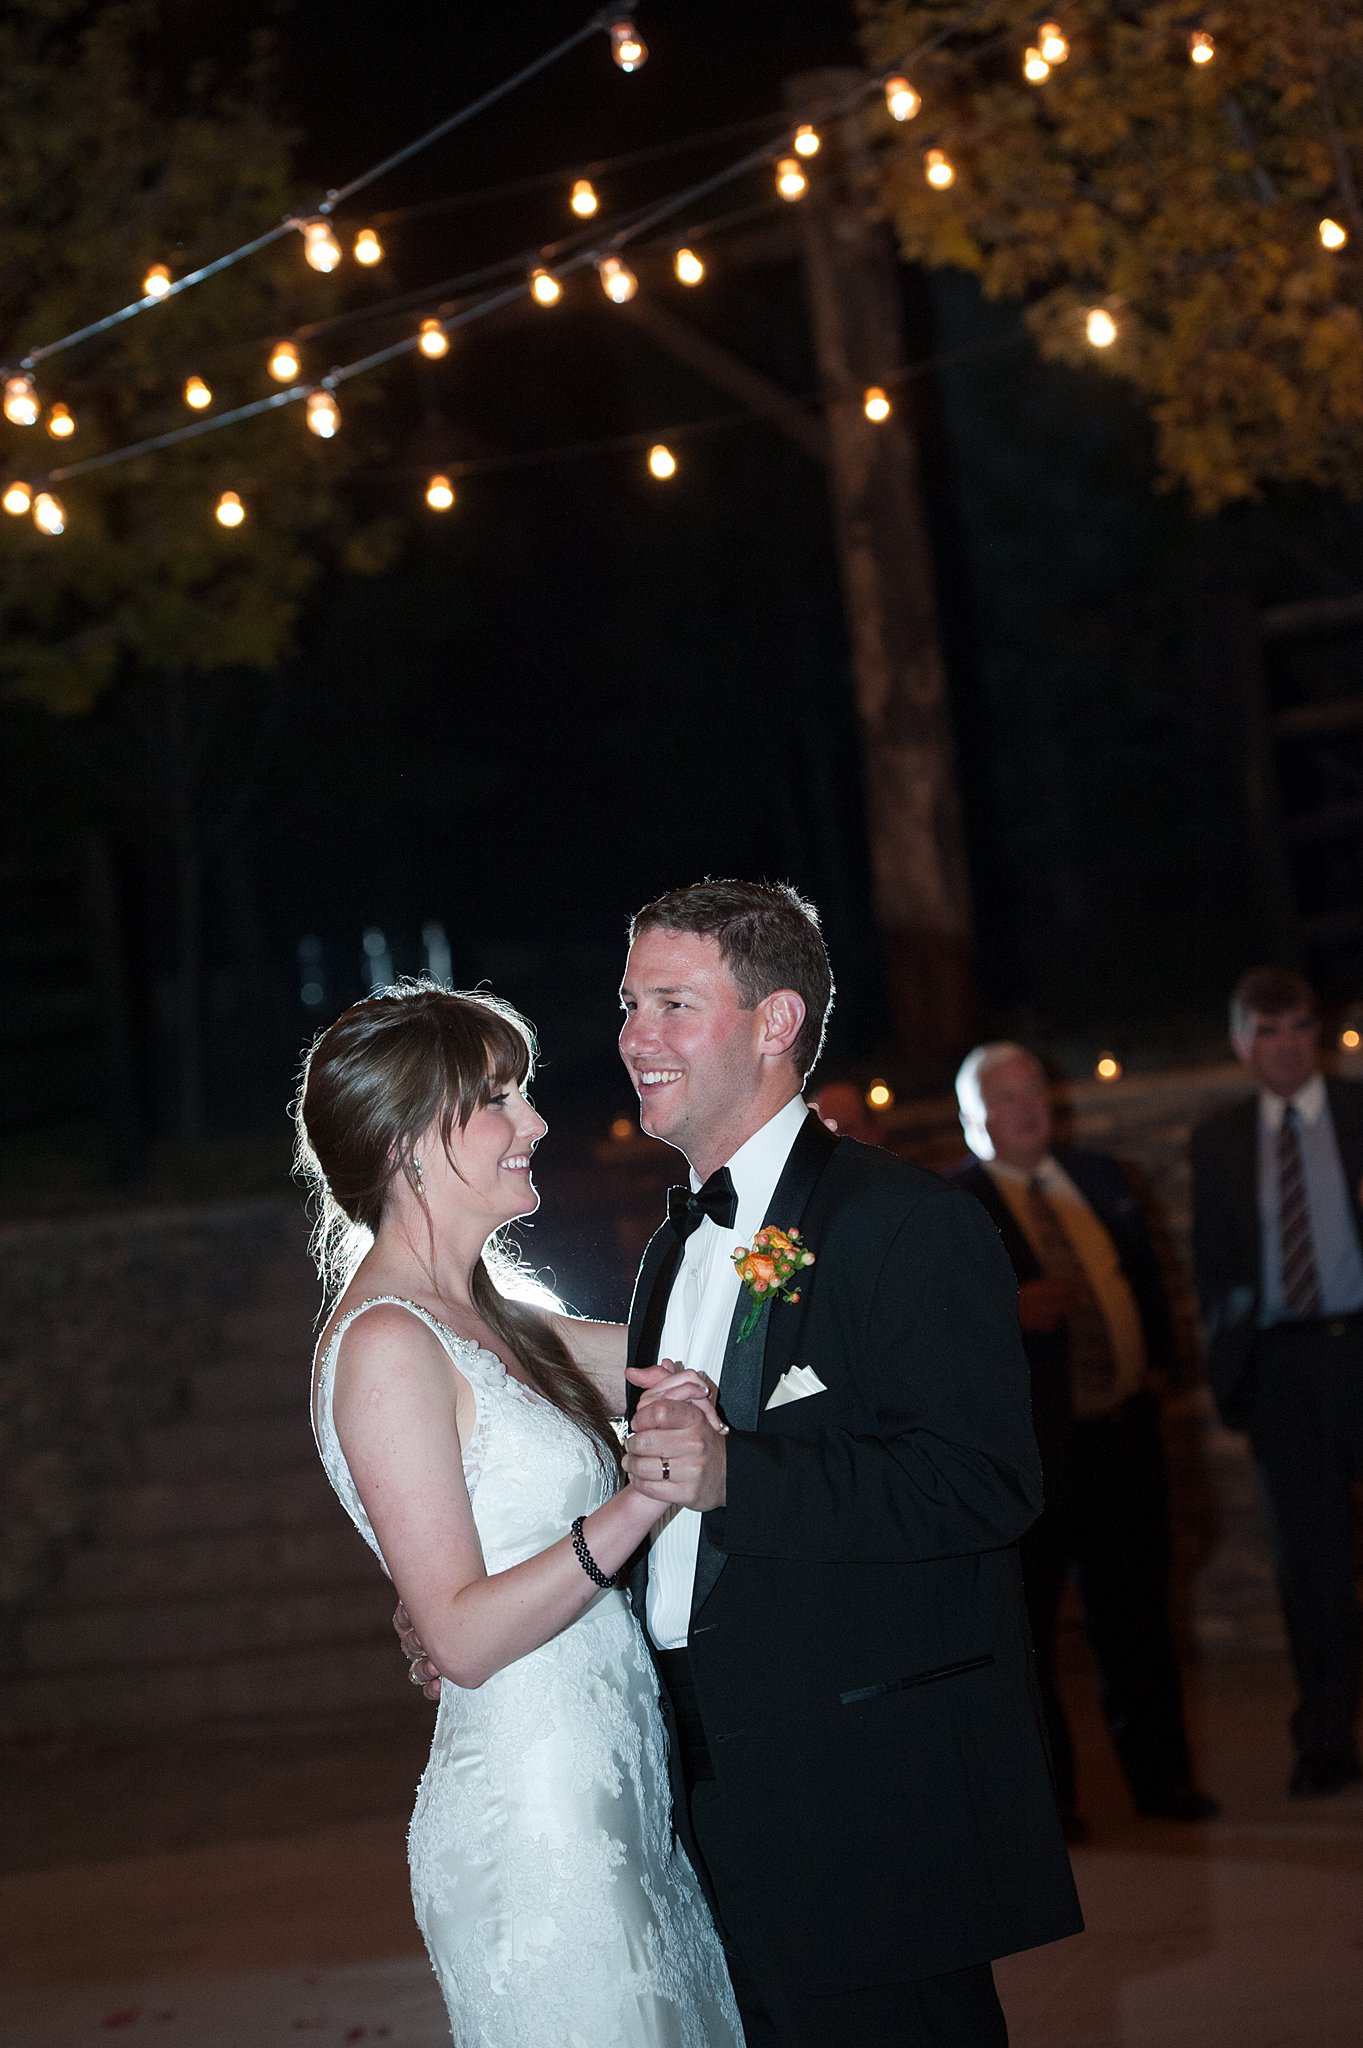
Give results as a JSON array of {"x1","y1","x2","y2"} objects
[{"x1": 1192, "y1": 966, "x2": 1363, "y2": 1798}]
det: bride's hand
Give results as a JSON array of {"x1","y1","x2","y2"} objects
[{"x1": 626, "y1": 1362, "x2": 729, "y2": 1433}]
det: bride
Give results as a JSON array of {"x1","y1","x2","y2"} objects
[{"x1": 295, "y1": 980, "x2": 742, "y2": 2047}]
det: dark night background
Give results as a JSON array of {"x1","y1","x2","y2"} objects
[{"x1": 6, "y1": 0, "x2": 1363, "y2": 1197}]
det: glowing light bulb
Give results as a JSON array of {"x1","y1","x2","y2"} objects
[
  {"x1": 1038, "y1": 22, "x2": 1069, "y2": 63},
  {"x1": 866, "y1": 1080, "x2": 894, "y2": 1109},
  {"x1": 1320, "y1": 217, "x2": 1348, "y2": 250},
  {"x1": 776, "y1": 156, "x2": 808, "y2": 201},
  {"x1": 647, "y1": 443, "x2": 677, "y2": 479},
  {"x1": 925, "y1": 148, "x2": 955, "y2": 189},
  {"x1": 305, "y1": 387, "x2": 340, "y2": 439},
  {"x1": 609, "y1": 1115, "x2": 633, "y2": 1141},
  {"x1": 353, "y1": 227, "x2": 383, "y2": 266},
  {"x1": 599, "y1": 255, "x2": 637, "y2": 303},
  {"x1": 45, "y1": 402, "x2": 75, "y2": 439},
  {"x1": 269, "y1": 340, "x2": 300, "y2": 382},
  {"x1": 1341, "y1": 1027, "x2": 1361, "y2": 1050},
  {"x1": 143, "y1": 263, "x2": 172, "y2": 299},
  {"x1": 425, "y1": 474, "x2": 456, "y2": 511},
  {"x1": 419, "y1": 318, "x2": 450, "y2": 359},
  {"x1": 215, "y1": 490, "x2": 245, "y2": 528},
  {"x1": 3, "y1": 376, "x2": 39, "y2": 426},
  {"x1": 183, "y1": 375, "x2": 212, "y2": 410},
  {"x1": 571, "y1": 178, "x2": 599, "y2": 218},
  {"x1": 885, "y1": 75, "x2": 920, "y2": 122},
  {"x1": 863, "y1": 386, "x2": 891, "y2": 422},
  {"x1": 609, "y1": 19, "x2": 647, "y2": 71},
  {"x1": 793, "y1": 124, "x2": 821, "y2": 158},
  {"x1": 32, "y1": 491, "x2": 65, "y2": 535},
  {"x1": 1085, "y1": 306, "x2": 1118, "y2": 347},
  {"x1": 530, "y1": 267, "x2": 563, "y2": 305},
  {"x1": 3, "y1": 480, "x2": 32, "y2": 515},
  {"x1": 1095, "y1": 1053, "x2": 1122, "y2": 1082},
  {"x1": 1189, "y1": 29, "x2": 1214, "y2": 64},
  {"x1": 1023, "y1": 46, "x2": 1051, "y2": 82},
  {"x1": 674, "y1": 245, "x2": 705, "y2": 286},
  {"x1": 301, "y1": 217, "x2": 343, "y2": 273}
]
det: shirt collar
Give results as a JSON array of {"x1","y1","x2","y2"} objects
[
  {"x1": 691, "y1": 1093, "x2": 808, "y2": 1206},
  {"x1": 1260, "y1": 1072, "x2": 1327, "y2": 1131},
  {"x1": 984, "y1": 1151, "x2": 1059, "y2": 1189}
]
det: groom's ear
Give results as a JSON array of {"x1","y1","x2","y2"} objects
[{"x1": 757, "y1": 988, "x2": 806, "y2": 1063}]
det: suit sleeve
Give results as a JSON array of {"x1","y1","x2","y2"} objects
[{"x1": 709, "y1": 1186, "x2": 1043, "y2": 1566}]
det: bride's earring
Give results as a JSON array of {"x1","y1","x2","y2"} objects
[{"x1": 412, "y1": 1155, "x2": 426, "y2": 1198}]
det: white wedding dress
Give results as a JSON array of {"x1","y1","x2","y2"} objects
[{"x1": 314, "y1": 1296, "x2": 742, "y2": 2048}]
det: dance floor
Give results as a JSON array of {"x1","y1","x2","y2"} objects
[{"x1": 2, "y1": 1653, "x2": 1359, "y2": 2048}]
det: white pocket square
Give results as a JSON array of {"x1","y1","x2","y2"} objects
[{"x1": 764, "y1": 1364, "x2": 828, "y2": 1411}]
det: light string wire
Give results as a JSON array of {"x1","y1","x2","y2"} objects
[
  {"x1": 17, "y1": 6, "x2": 620, "y2": 373},
  {"x1": 41, "y1": 0, "x2": 1003, "y2": 489}
]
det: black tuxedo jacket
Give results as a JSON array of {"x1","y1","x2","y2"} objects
[
  {"x1": 1191, "y1": 1076, "x2": 1363, "y2": 1428},
  {"x1": 625, "y1": 1112, "x2": 1082, "y2": 1993},
  {"x1": 952, "y1": 1149, "x2": 1175, "y2": 1461}
]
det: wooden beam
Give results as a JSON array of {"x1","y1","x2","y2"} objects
[
  {"x1": 1261, "y1": 591, "x2": 1363, "y2": 639},
  {"x1": 621, "y1": 295, "x2": 828, "y2": 464}
]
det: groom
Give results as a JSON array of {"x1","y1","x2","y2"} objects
[{"x1": 619, "y1": 880, "x2": 1080, "y2": 2046}]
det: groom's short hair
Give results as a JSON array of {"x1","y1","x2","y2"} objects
[{"x1": 629, "y1": 879, "x2": 834, "y2": 1080}]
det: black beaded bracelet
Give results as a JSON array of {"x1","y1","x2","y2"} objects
[{"x1": 571, "y1": 1514, "x2": 615, "y2": 1589}]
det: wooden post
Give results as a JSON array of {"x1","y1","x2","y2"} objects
[{"x1": 788, "y1": 69, "x2": 976, "y2": 1061}]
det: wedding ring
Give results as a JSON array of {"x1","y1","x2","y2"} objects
[
  {"x1": 408, "y1": 1663, "x2": 427, "y2": 1686},
  {"x1": 661, "y1": 1459, "x2": 671, "y2": 1481}
]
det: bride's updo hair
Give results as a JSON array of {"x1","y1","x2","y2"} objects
[{"x1": 295, "y1": 980, "x2": 619, "y2": 1464}]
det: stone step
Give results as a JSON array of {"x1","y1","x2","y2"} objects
[
  {"x1": 138, "y1": 1412, "x2": 317, "y2": 1478},
  {"x1": 23, "y1": 1582, "x2": 396, "y2": 1676},
  {"x1": 100, "y1": 1461, "x2": 335, "y2": 1540},
  {"x1": 62, "y1": 1521, "x2": 376, "y2": 1604},
  {"x1": 0, "y1": 1637, "x2": 419, "y2": 1736}
]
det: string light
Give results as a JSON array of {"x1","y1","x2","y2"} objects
[
  {"x1": 1023, "y1": 47, "x2": 1051, "y2": 83},
  {"x1": 418, "y1": 317, "x2": 450, "y2": 358},
  {"x1": 32, "y1": 491, "x2": 65, "y2": 535},
  {"x1": 46, "y1": 402, "x2": 75, "y2": 438},
  {"x1": 647, "y1": 443, "x2": 677, "y2": 479},
  {"x1": 1341, "y1": 1027, "x2": 1361, "y2": 1051},
  {"x1": 530, "y1": 267, "x2": 564, "y2": 305},
  {"x1": 142, "y1": 263, "x2": 172, "y2": 299},
  {"x1": 598, "y1": 255, "x2": 638, "y2": 303},
  {"x1": 425, "y1": 473, "x2": 456, "y2": 510},
  {"x1": 775, "y1": 156, "x2": 808, "y2": 201},
  {"x1": 884, "y1": 75, "x2": 920, "y2": 122},
  {"x1": 609, "y1": 1115, "x2": 634, "y2": 1141},
  {"x1": 305, "y1": 387, "x2": 340, "y2": 438},
  {"x1": 1095, "y1": 1053, "x2": 1122, "y2": 1081},
  {"x1": 793, "y1": 124, "x2": 821, "y2": 158},
  {"x1": 214, "y1": 489, "x2": 246, "y2": 527},
  {"x1": 1038, "y1": 22, "x2": 1069, "y2": 63},
  {"x1": 866, "y1": 1080, "x2": 894, "y2": 1109},
  {"x1": 184, "y1": 375, "x2": 213, "y2": 410},
  {"x1": 3, "y1": 375, "x2": 39, "y2": 426},
  {"x1": 863, "y1": 385, "x2": 891, "y2": 422},
  {"x1": 1320, "y1": 217, "x2": 1348, "y2": 250},
  {"x1": 3, "y1": 481, "x2": 32, "y2": 515},
  {"x1": 353, "y1": 227, "x2": 384, "y2": 265},
  {"x1": 301, "y1": 217, "x2": 343, "y2": 273},
  {"x1": 609, "y1": 19, "x2": 647, "y2": 72},
  {"x1": 925, "y1": 148, "x2": 955, "y2": 189},
  {"x1": 674, "y1": 245, "x2": 705, "y2": 285},
  {"x1": 268, "y1": 340, "x2": 301, "y2": 382},
  {"x1": 1085, "y1": 306, "x2": 1118, "y2": 347},
  {"x1": 571, "y1": 178, "x2": 600, "y2": 218},
  {"x1": 1189, "y1": 30, "x2": 1214, "y2": 64}
]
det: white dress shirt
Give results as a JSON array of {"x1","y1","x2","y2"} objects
[
  {"x1": 645, "y1": 1093, "x2": 809, "y2": 1650},
  {"x1": 1256, "y1": 1074, "x2": 1363, "y2": 1324},
  {"x1": 984, "y1": 1153, "x2": 1147, "y2": 1416}
]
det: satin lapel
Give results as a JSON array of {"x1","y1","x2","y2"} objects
[
  {"x1": 625, "y1": 1219, "x2": 684, "y2": 1428},
  {"x1": 690, "y1": 1111, "x2": 839, "y2": 1624}
]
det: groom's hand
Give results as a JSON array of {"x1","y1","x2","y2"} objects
[
  {"x1": 624, "y1": 1367, "x2": 728, "y2": 1511},
  {"x1": 393, "y1": 1599, "x2": 442, "y2": 1702}
]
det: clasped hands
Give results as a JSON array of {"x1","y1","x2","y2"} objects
[{"x1": 622, "y1": 1358, "x2": 729, "y2": 1514}]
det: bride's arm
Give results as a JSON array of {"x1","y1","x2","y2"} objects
[
  {"x1": 332, "y1": 1306, "x2": 663, "y2": 1690},
  {"x1": 550, "y1": 1314, "x2": 628, "y2": 1413}
]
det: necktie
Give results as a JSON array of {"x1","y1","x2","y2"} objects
[
  {"x1": 1025, "y1": 1173, "x2": 1117, "y2": 1408},
  {"x1": 1278, "y1": 1104, "x2": 1321, "y2": 1318},
  {"x1": 667, "y1": 1166, "x2": 738, "y2": 1241}
]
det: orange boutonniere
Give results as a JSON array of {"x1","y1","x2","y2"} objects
[{"x1": 732, "y1": 1225, "x2": 815, "y2": 1341}]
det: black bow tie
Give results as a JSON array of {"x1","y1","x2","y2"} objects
[{"x1": 667, "y1": 1166, "x2": 738, "y2": 1241}]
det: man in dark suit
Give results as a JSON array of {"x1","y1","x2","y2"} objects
[
  {"x1": 951, "y1": 1043, "x2": 1217, "y2": 1840},
  {"x1": 1192, "y1": 965, "x2": 1363, "y2": 1798},
  {"x1": 619, "y1": 882, "x2": 1081, "y2": 2048}
]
